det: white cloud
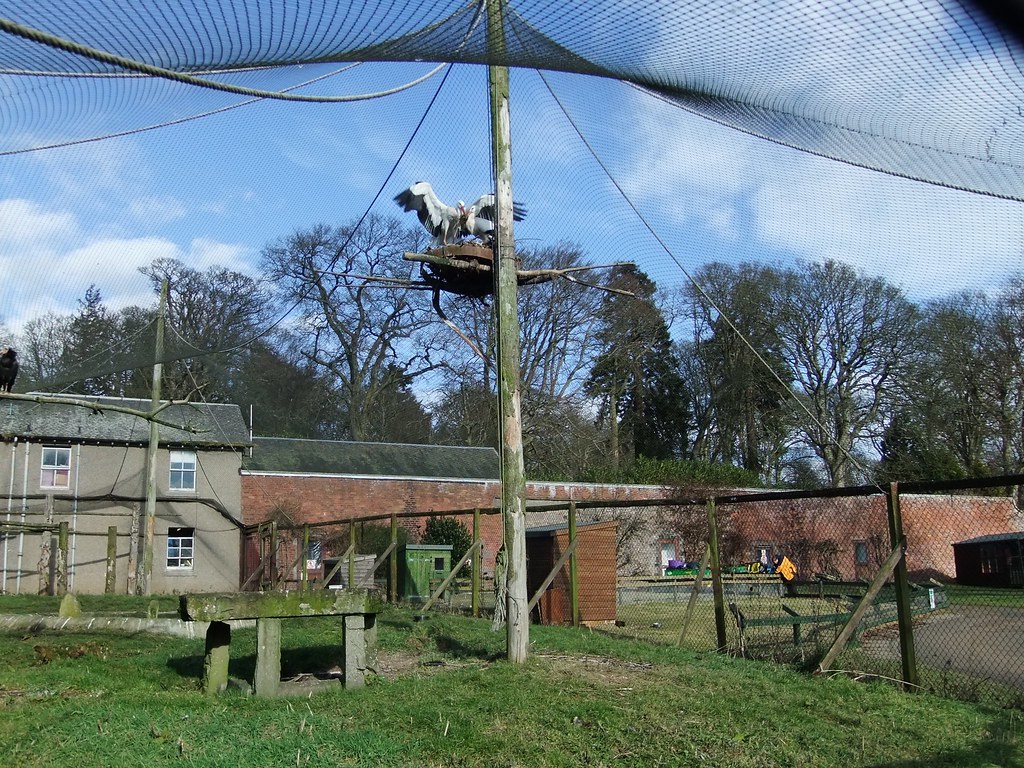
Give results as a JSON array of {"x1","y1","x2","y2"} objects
[
  {"x1": 0, "y1": 199, "x2": 78, "y2": 245},
  {"x1": 186, "y1": 237, "x2": 253, "y2": 272},
  {"x1": 751, "y1": 152, "x2": 1024, "y2": 299},
  {"x1": 129, "y1": 196, "x2": 188, "y2": 225}
]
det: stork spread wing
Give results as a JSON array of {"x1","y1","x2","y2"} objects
[
  {"x1": 395, "y1": 182, "x2": 527, "y2": 247},
  {"x1": 466, "y1": 194, "x2": 526, "y2": 225},
  {"x1": 394, "y1": 181, "x2": 460, "y2": 246}
]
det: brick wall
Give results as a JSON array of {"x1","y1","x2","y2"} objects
[
  {"x1": 241, "y1": 472, "x2": 1022, "y2": 580},
  {"x1": 241, "y1": 472, "x2": 672, "y2": 572}
]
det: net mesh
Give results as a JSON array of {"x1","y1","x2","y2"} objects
[{"x1": 1, "y1": 0, "x2": 1022, "y2": 199}]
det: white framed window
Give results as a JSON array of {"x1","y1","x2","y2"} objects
[
  {"x1": 169, "y1": 449, "x2": 196, "y2": 491},
  {"x1": 40, "y1": 446, "x2": 71, "y2": 488},
  {"x1": 167, "y1": 527, "x2": 195, "y2": 570}
]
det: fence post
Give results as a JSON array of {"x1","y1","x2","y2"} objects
[
  {"x1": 887, "y1": 482, "x2": 919, "y2": 690},
  {"x1": 38, "y1": 495, "x2": 55, "y2": 595},
  {"x1": 55, "y1": 522, "x2": 69, "y2": 596},
  {"x1": 389, "y1": 513, "x2": 398, "y2": 604},
  {"x1": 706, "y1": 500, "x2": 728, "y2": 651},
  {"x1": 126, "y1": 503, "x2": 139, "y2": 595},
  {"x1": 301, "y1": 525, "x2": 310, "y2": 592},
  {"x1": 348, "y1": 520, "x2": 356, "y2": 589},
  {"x1": 105, "y1": 526, "x2": 118, "y2": 594},
  {"x1": 568, "y1": 501, "x2": 579, "y2": 627},
  {"x1": 472, "y1": 508, "x2": 481, "y2": 618}
]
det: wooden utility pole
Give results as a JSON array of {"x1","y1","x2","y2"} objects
[
  {"x1": 138, "y1": 278, "x2": 168, "y2": 594},
  {"x1": 487, "y1": 0, "x2": 529, "y2": 663}
]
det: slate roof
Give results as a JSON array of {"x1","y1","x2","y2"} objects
[
  {"x1": 952, "y1": 532, "x2": 1024, "y2": 547},
  {"x1": 0, "y1": 394, "x2": 250, "y2": 448},
  {"x1": 244, "y1": 436, "x2": 499, "y2": 480}
]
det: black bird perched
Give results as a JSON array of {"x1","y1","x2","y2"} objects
[{"x1": 0, "y1": 346, "x2": 18, "y2": 392}]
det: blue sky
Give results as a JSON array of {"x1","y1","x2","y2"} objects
[{"x1": 1, "y1": 57, "x2": 1022, "y2": 338}]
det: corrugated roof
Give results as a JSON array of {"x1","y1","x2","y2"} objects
[
  {"x1": 952, "y1": 532, "x2": 1024, "y2": 547},
  {"x1": 0, "y1": 394, "x2": 250, "y2": 448},
  {"x1": 244, "y1": 436, "x2": 499, "y2": 480}
]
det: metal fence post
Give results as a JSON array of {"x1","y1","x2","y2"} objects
[{"x1": 887, "y1": 482, "x2": 919, "y2": 690}]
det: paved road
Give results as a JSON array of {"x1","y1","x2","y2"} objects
[{"x1": 861, "y1": 604, "x2": 1024, "y2": 690}]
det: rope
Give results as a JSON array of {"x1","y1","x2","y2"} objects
[{"x1": 0, "y1": 16, "x2": 446, "y2": 103}]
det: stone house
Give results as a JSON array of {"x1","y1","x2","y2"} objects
[{"x1": 0, "y1": 395, "x2": 250, "y2": 594}]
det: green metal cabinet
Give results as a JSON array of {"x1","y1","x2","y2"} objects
[{"x1": 400, "y1": 544, "x2": 453, "y2": 602}]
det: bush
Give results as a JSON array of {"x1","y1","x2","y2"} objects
[{"x1": 421, "y1": 516, "x2": 473, "y2": 573}]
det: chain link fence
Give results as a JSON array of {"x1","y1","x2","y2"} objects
[{"x1": 244, "y1": 476, "x2": 1024, "y2": 707}]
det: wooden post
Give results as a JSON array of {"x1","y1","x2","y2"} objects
[
  {"x1": 488, "y1": 0, "x2": 528, "y2": 664},
  {"x1": 301, "y1": 525, "x2": 310, "y2": 592},
  {"x1": 472, "y1": 508, "x2": 481, "y2": 618},
  {"x1": 568, "y1": 501, "x2": 580, "y2": 627},
  {"x1": 38, "y1": 495, "x2": 54, "y2": 595},
  {"x1": 139, "y1": 278, "x2": 168, "y2": 595},
  {"x1": 887, "y1": 482, "x2": 919, "y2": 690},
  {"x1": 348, "y1": 520, "x2": 356, "y2": 589},
  {"x1": 818, "y1": 543, "x2": 906, "y2": 674},
  {"x1": 389, "y1": 513, "x2": 398, "y2": 603},
  {"x1": 105, "y1": 525, "x2": 118, "y2": 594},
  {"x1": 268, "y1": 521, "x2": 278, "y2": 589},
  {"x1": 706, "y1": 501, "x2": 728, "y2": 651},
  {"x1": 126, "y1": 502, "x2": 139, "y2": 595},
  {"x1": 677, "y1": 543, "x2": 711, "y2": 647},
  {"x1": 55, "y1": 522, "x2": 69, "y2": 596}
]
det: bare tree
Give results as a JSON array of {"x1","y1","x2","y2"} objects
[
  {"x1": 777, "y1": 260, "x2": 920, "y2": 487},
  {"x1": 261, "y1": 215, "x2": 442, "y2": 441},
  {"x1": 141, "y1": 258, "x2": 276, "y2": 401}
]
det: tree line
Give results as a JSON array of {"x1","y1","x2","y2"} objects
[{"x1": 3, "y1": 214, "x2": 1022, "y2": 490}]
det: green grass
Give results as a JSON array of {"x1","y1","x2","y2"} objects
[
  {"x1": 0, "y1": 597, "x2": 1020, "y2": 767},
  {"x1": 945, "y1": 585, "x2": 1024, "y2": 609}
]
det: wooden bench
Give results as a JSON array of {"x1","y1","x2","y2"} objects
[{"x1": 179, "y1": 590, "x2": 383, "y2": 697}]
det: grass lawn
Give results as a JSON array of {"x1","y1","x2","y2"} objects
[{"x1": 0, "y1": 596, "x2": 1020, "y2": 767}]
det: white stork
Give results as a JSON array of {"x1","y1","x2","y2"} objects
[{"x1": 394, "y1": 182, "x2": 525, "y2": 248}]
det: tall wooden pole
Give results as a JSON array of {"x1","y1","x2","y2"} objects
[
  {"x1": 487, "y1": 0, "x2": 529, "y2": 663},
  {"x1": 887, "y1": 482, "x2": 919, "y2": 690},
  {"x1": 138, "y1": 278, "x2": 168, "y2": 595}
]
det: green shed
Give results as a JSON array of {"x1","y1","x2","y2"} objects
[{"x1": 399, "y1": 544, "x2": 453, "y2": 602}]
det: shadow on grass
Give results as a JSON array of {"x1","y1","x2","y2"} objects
[
  {"x1": 864, "y1": 710, "x2": 1022, "y2": 767},
  {"x1": 166, "y1": 644, "x2": 354, "y2": 685}
]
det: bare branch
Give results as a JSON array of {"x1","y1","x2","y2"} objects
[{"x1": 0, "y1": 391, "x2": 207, "y2": 434}]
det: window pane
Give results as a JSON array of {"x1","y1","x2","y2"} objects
[
  {"x1": 40, "y1": 447, "x2": 71, "y2": 488},
  {"x1": 169, "y1": 450, "x2": 196, "y2": 491},
  {"x1": 167, "y1": 527, "x2": 195, "y2": 569}
]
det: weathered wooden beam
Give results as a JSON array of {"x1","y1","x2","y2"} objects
[
  {"x1": 677, "y1": 544, "x2": 711, "y2": 647},
  {"x1": 179, "y1": 589, "x2": 383, "y2": 622},
  {"x1": 817, "y1": 543, "x2": 905, "y2": 674}
]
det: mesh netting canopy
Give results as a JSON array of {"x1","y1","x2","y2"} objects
[{"x1": 1, "y1": 0, "x2": 1022, "y2": 201}]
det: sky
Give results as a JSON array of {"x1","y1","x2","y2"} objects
[{"x1": 1, "y1": 16, "x2": 1022, "y2": 343}]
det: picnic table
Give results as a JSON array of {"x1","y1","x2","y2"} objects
[{"x1": 179, "y1": 589, "x2": 384, "y2": 697}]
